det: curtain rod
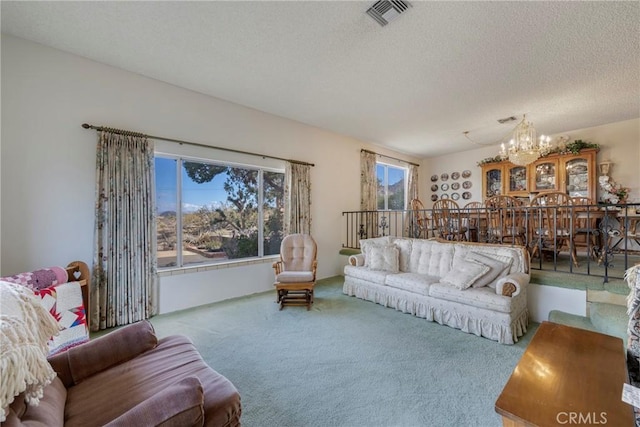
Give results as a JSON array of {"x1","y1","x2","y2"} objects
[
  {"x1": 361, "y1": 149, "x2": 419, "y2": 167},
  {"x1": 81, "y1": 123, "x2": 315, "y2": 167}
]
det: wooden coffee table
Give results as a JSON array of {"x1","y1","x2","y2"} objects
[{"x1": 495, "y1": 321, "x2": 634, "y2": 426}]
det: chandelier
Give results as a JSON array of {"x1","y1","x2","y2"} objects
[{"x1": 499, "y1": 115, "x2": 551, "y2": 166}]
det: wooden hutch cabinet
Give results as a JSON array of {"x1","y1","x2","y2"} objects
[
  {"x1": 480, "y1": 148, "x2": 598, "y2": 201},
  {"x1": 482, "y1": 164, "x2": 506, "y2": 198}
]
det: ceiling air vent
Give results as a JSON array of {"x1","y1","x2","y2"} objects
[
  {"x1": 366, "y1": 0, "x2": 411, "y2": 27},
  {"x1": 497, "y1": 116, "x2": 518, "y2": 124}
]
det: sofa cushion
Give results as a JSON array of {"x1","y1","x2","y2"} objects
[
  {"x1": 408, "y1": 240, "x2": 454, "y2": 277},
  {"x1": 429, "y1": 283, "x2": 513, "y2": 313},
  {"x1": 276, "y1": 271, "x2": 314, "y2": 283},
  {"x1": 104, "y1": 377, "x2": 204, "y2": 427},
  {"x1": 385, "y1": 273, "x2": 440, "y2": 296},
  {"x1": 366, "y1": 245, "x2": 399, "y2": 273},
  {"x1": 440, "y1": 261, "x2": 490, "y2": 290},
  {"x1": 466, "y1": 252, "x2": 512, "y2": 288},
  {"x1": 64, "y1": 335, "x2": 241, "y2": 427},
  {"x1": 343, "y1": 265, "x2": 391, "y2": 283}
]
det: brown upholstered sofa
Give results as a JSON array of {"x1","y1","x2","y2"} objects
[{"x1": 3, "y1": 320, "x2": 241, "y2": 426}]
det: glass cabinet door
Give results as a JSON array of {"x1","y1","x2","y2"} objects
[
  {"x1": 565, "y1": 158, "x2": 589, "y2": 198},
  {"x1": 508, "y1": 166, "x2": 528, "y2": 193},
  {"x1": 534, "y1": 161, "x2": 557, "y2": 192},
  {"x1": 485, "y1": 168, "x2": 503, "y2": 198}
]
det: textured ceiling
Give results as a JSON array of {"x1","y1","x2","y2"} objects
[{"x1": 2, "y1": 1, "x2": 639, "y2": 158}]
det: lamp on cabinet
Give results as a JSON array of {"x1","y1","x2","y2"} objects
[{"x1": 599, "y1": 160, "x2": 612, "y2": 176}]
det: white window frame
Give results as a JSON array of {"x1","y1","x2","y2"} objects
[
  {"x1": 155, "y1": 153, "x2": 284, "y2": 269},
  {"x1": 376, "y1": 161, "x2": 408, "y2": 211}
]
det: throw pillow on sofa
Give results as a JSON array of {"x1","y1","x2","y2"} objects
[
  {"x1": 466, "y1": 251, "x2": 513, "y2": 288},
  {"x1": 366, "y1": 245, "x2": 400, "y2": 273},
  {"x1": 441, "y1": 260, "x2": 490, "y2": 290},
  {"x1": 359, "y1": 236, "x2": 392, "y2": 258}
]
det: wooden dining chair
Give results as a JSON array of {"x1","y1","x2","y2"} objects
[
  {"x1": 571, "y1": 196, "x2": 600, "y2": 262},
  {"x1": 484, "y1": 195, "x2": 527, "y2": 246},
  {"x1": 432, "y1": 199, "x2": 467, "y2": 241},
  {"x1": 530, "y1": 192, "x2": 577, "y2": 266},
  {"x1": 410, "y1": 198, "x2": 432, "y2": 239},
  {"x1": 462, "y1": 201, "x2": 485, "y2": 242}
]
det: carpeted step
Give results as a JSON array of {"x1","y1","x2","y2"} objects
[
  {"x1": 530, "y1": 270, "x2": 605, "y2": 291},
  {"x1": 589, "y1": 302, "x2": 628, "y2": 342},
  {"x1": 339, "y1": 248, "x2": 361, "y2": 256},
  {"x1": 588, "y1": 290, "x2": 627, "y2": 308},
  {"x1": 548, "y1": 310, "x2": 599, "y2": 334},
  {"x1": 604, "y1": 279, "x2": 630, "y2": 296}
]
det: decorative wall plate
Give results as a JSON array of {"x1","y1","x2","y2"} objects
[
  {"x1": 441, "y1": 193, "x2": 449, "y2": 199},
  {"x1": 441, "y1": 183, "x2": 449, "y2": 191},
  {"x1": 462, "y1": 181, "x2": 472, "y2": 189},
  {"x1": 462, "y1": 191, "x2": 472, "y2": 200},
  {"x1": 440, "y1": 173, "x2": 449, "y2": 181},
  {"x1": 462, "y1": 170, "x2": 472, "y2": 178},
  {"x1": 431, "y1": 194, "x2": 438, "y2": 201},
  {"x1": 451, "y1": 182, "x2": 460, "y2": 190},
  {"x1": 431, "y1": 175, "x2": 438, "y2": 182},
  {"x1": 451, "y1": 172, "x2": 460, "y2": 180},
  {"x1": 451, "y1": 193, "x2": 460, "y2": 200},
  {"x1": 430, "y1": 184, "x2": 438, "y2": 191}
]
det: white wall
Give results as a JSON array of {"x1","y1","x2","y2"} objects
[
  {"x1": 0, "y1": 35, "x2": 420, "y2": 313},
  {"x1": 420, "y1": 145, "x2": 496, "y2": 208},
  {"x1": 420, "y1": 118, "x2": 640, "y2": 208},
  {"x1": 527, "y1": 284, "x2": 587, "y2": 323}
]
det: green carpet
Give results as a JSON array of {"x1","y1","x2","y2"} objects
[{"x1": 148, "y1": 276, "x2": 538, "y2": 427}]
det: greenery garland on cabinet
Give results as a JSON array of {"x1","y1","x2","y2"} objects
[{"x1": 477, "y1": 140, "x2": 600, "y2": 166}]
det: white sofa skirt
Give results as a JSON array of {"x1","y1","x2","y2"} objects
[{"x1": 343, "y1": 276, "x2": 529, "y2": 345}]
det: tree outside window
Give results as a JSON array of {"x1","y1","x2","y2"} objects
[{"x1": 155, "y1": 157, "x2": 284, "y2": 268}]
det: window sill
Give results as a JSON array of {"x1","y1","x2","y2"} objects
[{"x1": 158, "y1": 255, "x2": 280, "y2": 277}]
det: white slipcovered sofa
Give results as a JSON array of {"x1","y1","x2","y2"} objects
[{"x1": 343, "y1": 237, "x2": 530, "y2": 344}]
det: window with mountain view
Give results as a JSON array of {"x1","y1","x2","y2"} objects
[
  {"x1": 155, "y1": 156, "x2": 284, "y2": 269},
  {"x1": 377, "y1": 163, "x2": 406, "y2": 210}
]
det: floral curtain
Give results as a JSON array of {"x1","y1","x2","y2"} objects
[
  {"x1": 404, "y1": 163, "x2": 419, "y2": 236},
  {"x1": 406, "y1": 164, "x2": 419, "y2": 206},
  {"x1": 284, "y1": 162, "x2": 311, "y2": 235},
  {"x1": 360, "y1": 150, "x2": 378, "y2": 239},
  {"x1": 91, "y1": 131, "x2": 157, "y2": 331}
]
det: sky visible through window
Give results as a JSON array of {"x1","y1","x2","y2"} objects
[
  {"x1": 377, "y1": 163, "x2": 406, "y2": 210},
  {"x1": 155, "y1": 157, "x2": 230, "y2": 214}
]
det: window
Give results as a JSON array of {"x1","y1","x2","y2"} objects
[
  {"x1": 155, "y1": 156, "x2": 284, "y2": 269},
  {"x1": 376, "y1": 163, "x2": 406, "y2": 210}
]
